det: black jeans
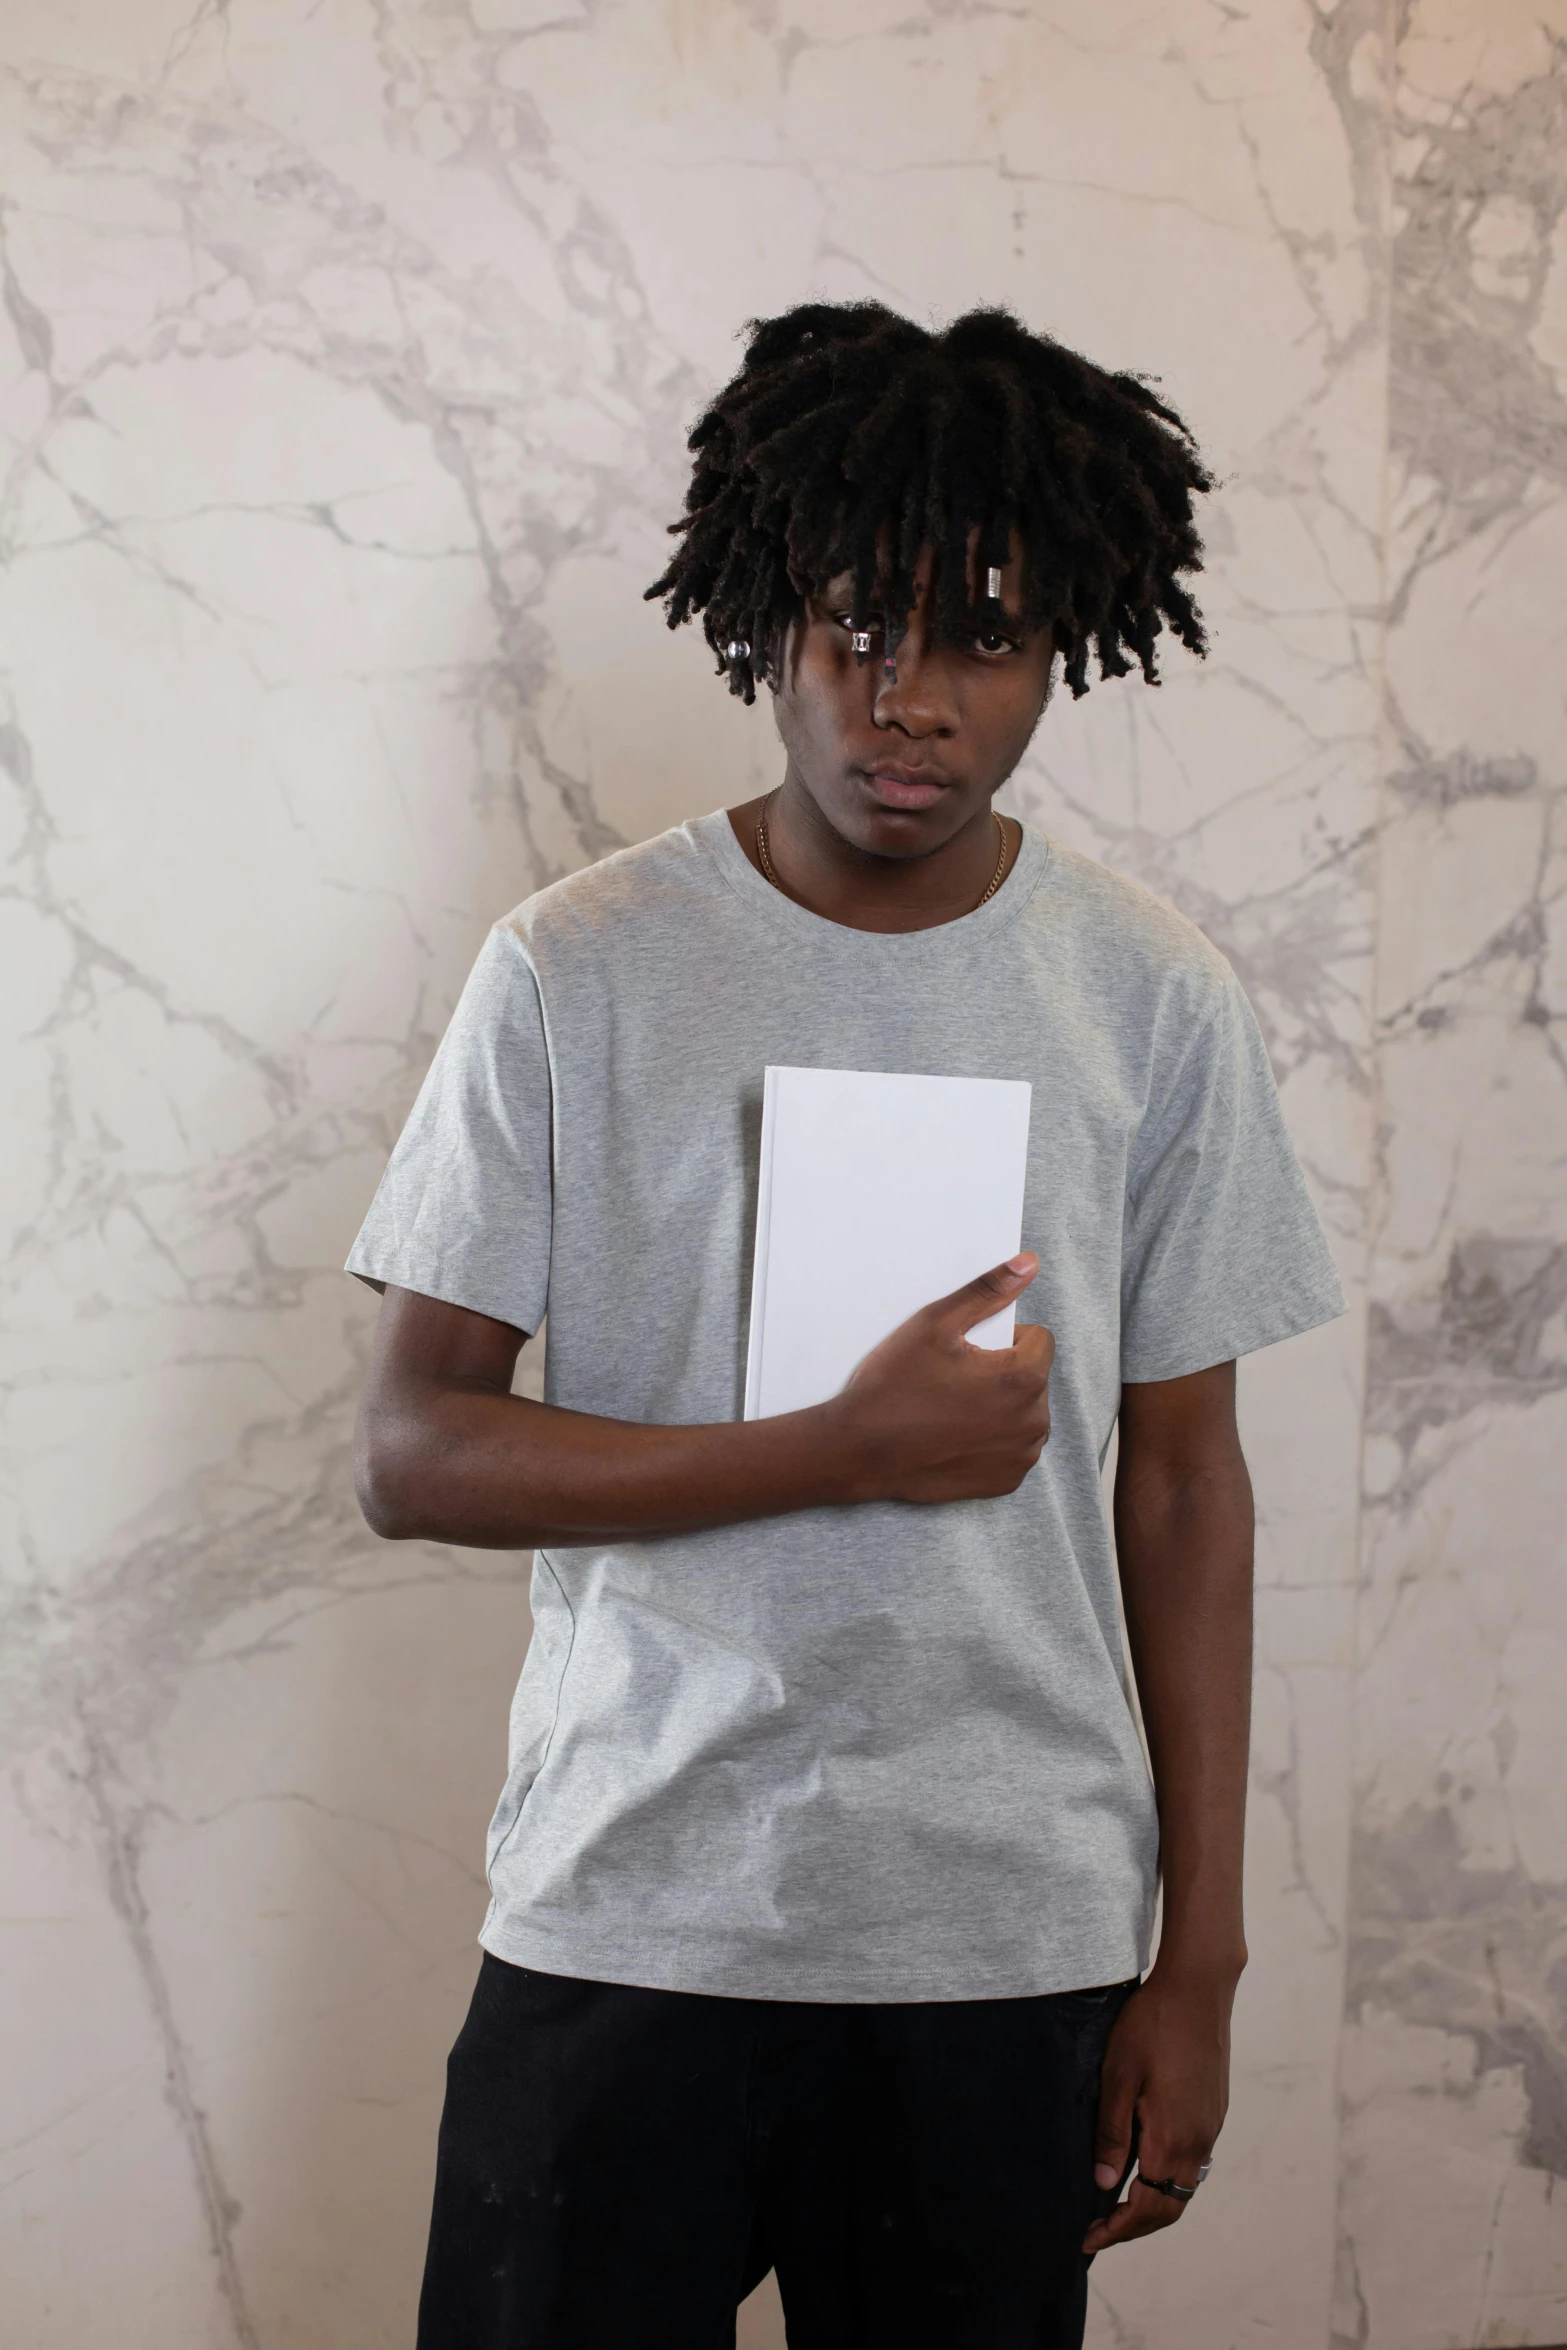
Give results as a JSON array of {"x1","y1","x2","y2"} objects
[{"x1": 416, "y1": 1953, "x2": 1136, "y2": 2350}]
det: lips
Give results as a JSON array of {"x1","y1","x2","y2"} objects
[{"x1": 860, "y1": 765, "x2": 950, "y2": 810}]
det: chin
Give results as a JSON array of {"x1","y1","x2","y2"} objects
[{"x1": 851, "y1": 785, "x2": 978, "y2": 844}]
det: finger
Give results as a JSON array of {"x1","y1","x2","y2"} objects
[
  {"x1": 1082, "y1": 2178, "x2": 1184, "y2": 2254},
  {"x1": 927, "y1": 1252, "x2": 1038, "y2": 1336},
  {"x1": 1011, "y1": 1323, "x2": 1055, "y2": 1373},
  {"x1": 1128, "y1": 2118, "x2": 1213, "y2": 2200},
  {"x1": 1084, "y1": 2132, "x2": 1205, "y2": 2254}
]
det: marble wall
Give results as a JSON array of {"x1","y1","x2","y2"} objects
[
  {"x1": 0, "y1": 4, "x2": 1559, "y2": 2347},
  {"x1": 1336, "y1": 11, "x2": 1567, "y2": 2345}
]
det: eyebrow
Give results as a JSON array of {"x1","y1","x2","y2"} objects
[{"x1": 818, "y1": 585, "x2": 1027, "y2": 637}]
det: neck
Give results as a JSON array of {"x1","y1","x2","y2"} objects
[{"x1": 734, "y1": 773, "x2": 1015, "y2": 935}]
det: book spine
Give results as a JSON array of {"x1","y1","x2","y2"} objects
[{"x1": 741, "y1": 1068, "x2": 780, "y2": 1419}]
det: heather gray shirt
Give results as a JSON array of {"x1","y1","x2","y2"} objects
[{"x1": 347, "y1": 812, "x2": 1344, "y2": 2001}]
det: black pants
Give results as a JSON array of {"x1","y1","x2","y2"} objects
[{"x1": 416, "y1": 1953, "x2": 1136, "y2": 2350}]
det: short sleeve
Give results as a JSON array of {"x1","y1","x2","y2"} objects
[
  {"x1": 345, "y1": 925, "x2": 552, "y2": 1335},
  {"x1": 1120, "y1": 974, "x2": 1345, "y2": 1383}
]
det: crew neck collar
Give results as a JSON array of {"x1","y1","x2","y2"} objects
[{"x1": 694, "y1": 805, "x2": 1052, "y2": 950}]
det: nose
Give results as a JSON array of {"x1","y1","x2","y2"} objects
[{"x1": 872, "y1": 617, "x2": 958, "y2": 739}]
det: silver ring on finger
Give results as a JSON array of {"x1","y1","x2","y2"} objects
[{"x1": 1138, "y1": 2163, "x2": 1208, "y2": 2202}]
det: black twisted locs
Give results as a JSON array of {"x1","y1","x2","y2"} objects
[{"x1": 645, "y1": 301, "x2": 1216, "y2": 705}]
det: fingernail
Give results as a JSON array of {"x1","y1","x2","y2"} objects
[
  {"x1": 1007, "y1": 1253, "x2": 1034, "y2": 1274},
  {"x1": 1094, "y1": 2163, "x2": 1119, "y2": 2189}
]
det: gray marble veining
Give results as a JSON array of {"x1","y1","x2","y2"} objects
[
  {"x1": 1333, "y1": 11, "x2": 1567, "y2": 2342},
  {"x1": 0, "y1": 4, "x2": 1562, "y2": 2345}
]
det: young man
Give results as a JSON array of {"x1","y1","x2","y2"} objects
[{"x1": 349, "y1": 302, "x2": 1344, "y2": 2350}]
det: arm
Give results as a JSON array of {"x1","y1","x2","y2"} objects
[
  {"x1": 1084, "y1": 1357, "x2": 1253, "y2": 2253},
  {"x1": 353, "y1": 1258, "x2": 1053, "y2": 1547}
]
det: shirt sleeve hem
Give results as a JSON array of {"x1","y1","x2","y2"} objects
[
  {"x1": 1119, "y1": 1288, "x2": 1347, "y2": 1385},
  {"x1": 343, "y1": 1249, "x2": 538, "y2": 1338}
]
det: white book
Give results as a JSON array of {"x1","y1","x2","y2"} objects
[{"x1": 743, "y1": 1065, "x2": 1033, "y2": 1421}]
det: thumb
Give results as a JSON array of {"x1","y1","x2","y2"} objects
[
  {"x1": 929, "y1": 1252, "x2": 1037, "y2": 1337},
  {"x1": 1093, "y1": 2055, "x2": 1137, "y2": 2192}
]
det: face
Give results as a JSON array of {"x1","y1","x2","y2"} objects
[{"x1": 769, "y1": 535, "x2": 1056, "y2": 861}]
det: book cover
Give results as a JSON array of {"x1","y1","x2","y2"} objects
[{"x1": 743, "y1": 1065, "x2": 1033, "y2": 1421}]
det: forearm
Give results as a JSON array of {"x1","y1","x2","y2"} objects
[
  {"x1": 354, "y1": 1263, "x2": 1050, "y2": 1549},
  {"x1": 357, "y1": 1381, "x2": 859, "y2": 1548},
  {"x1": 1114, "y1": 1398, "x2": 1254, "y2": 1980}
]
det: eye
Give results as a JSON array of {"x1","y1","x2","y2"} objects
[{"x1": 973, "y1": 629, "x2": 1019, "y2": 656}]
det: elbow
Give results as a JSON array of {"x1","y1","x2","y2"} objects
[
  {"x1": 355, "y1": 1466, "x2": 411, "y2": 1543},
  {"x1": 353, "y1": 1413, "x2": 426, "y2": 1541}
]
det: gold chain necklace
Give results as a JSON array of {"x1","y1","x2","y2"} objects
[{"x1": 755, "y1": 796, "x2": 1011, "y2": 910}]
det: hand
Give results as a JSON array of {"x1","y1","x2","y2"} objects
[
  {"x1": 1082, "y1": 1963, "x2": 1234, "y2": 2254},
  {"x1": 825, "y1": 1254, "x2": 1053, "y2": 1504}
]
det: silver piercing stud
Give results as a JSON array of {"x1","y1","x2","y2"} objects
[
  {"x1": 725, "y1": 638, "x2": 750, "y2": 663},
  {"x1": 986, "y1": 566, "x2": 1002, "y2": 600},
  {"x1": 851, "y1": 629, "x2": 872, "y2": 656}
]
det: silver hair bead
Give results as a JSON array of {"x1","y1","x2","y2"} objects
[{"x1": 985, "y1": 566, "x2": 1002, "y2": 599}]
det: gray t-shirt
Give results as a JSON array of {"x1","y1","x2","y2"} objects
[{"x1": 347, "y1": 811, "x2": 1343, "y2": 2001}]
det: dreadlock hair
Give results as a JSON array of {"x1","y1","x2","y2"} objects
[{"x1": 646, "y1": 301, "x2": 1215, "y2": 705}]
